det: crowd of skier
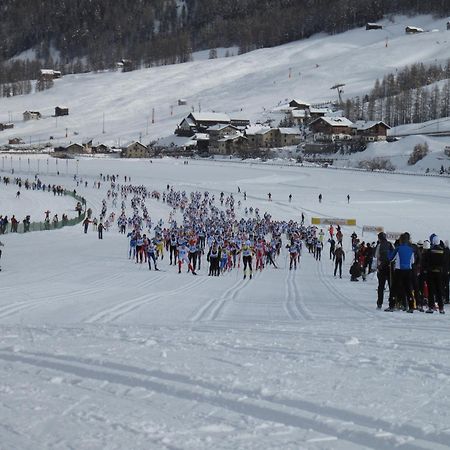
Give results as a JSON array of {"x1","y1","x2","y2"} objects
[
  {"x1": 3, "y1": 166, "x2": 449, "y2": 317},
  {"x1": 0, "y1": 175, "x2": 80, "y2": 233},
  {"x1": 86, "y1": 173, "x2": 449, "y2": 315}
]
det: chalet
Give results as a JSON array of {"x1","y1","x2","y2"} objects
[
  {"x1": 55, "y1": 106, "x2": 69, "y2": 117},
  {"x1": 66, "y1": 143, "x2": 84, "y2": 154},
  {"x1": 121, "y1": 141, "x2": 151, "y2": 158},
  {"x1": 216, "y1": 135, "x2": 248, "y2": 155},
  {"x1": 177, "y1": 116, "x2": 197, "y2": 136},
  {"x1": 289, "y1": 109, "x2": 308, "y2": 125},
  {"x1": 246, "y1": 127, "x2": 279, "y2": 148},
  {"x1": 176, "y1": 112, "x2": 231, "y2": 136},
  {"x1": 366, "y1": 23, "x2": 383, "y2": 30},
  {"x1": 209, "y1": 125, "x2": 241, "y2": 153},
  {"x1": 209, "y1": 124, "x2": 239, "y2": 143},
  {"x1": 8, "y1": 138, "x2": 24, "y2": 145},
  {"x1": 405, "y1": 26, "x2": 424, "y2": 34},
  {"x1": 194, "y1": 133, "x2": 210, "y2": 152},
  {"x1": 351, "y1": 120, "x2": 391, "y2": 141},
  {"x1": 286, "y1": 99, "x2": 329, "y2": 125},
  {"x1": 23, "y1": 111, "x2": 42, "y2": 121},
  {"x1": 289, "y1": 99, "x2": 311, "y2": 110},
  {"x1": 230, "y1": 114, "x2": 251, "y2": 128},
  {"x1": 92, "y1": 144, "x2": 111, "y2": 154},
  {"x1": 116, "y1": 59, "x2": 133, "y2": 72},
  {"x1": 309, "y1": 107, "x2": 328, "y2": 120},
  {"x1": 245, "y1": 127, "x2": 301, "y2": 148},
  {"x1": 178, "y1": 99, "x2": 187, "y2": 106},
  {"x1": 39, "y1": 69, "x2": 62, "y2": 81},
  {"x1": 309, "y1": 117, "x2": 353, "y2": 141},
  {"x1": 0, "y1": 123, "x2": 14, "y2": 131},
  {"x1": 279, "y1": 128, "x2": 302, "y2": 146}
]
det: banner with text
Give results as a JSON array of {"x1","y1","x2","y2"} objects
[
  {"x1": 362, "y1": 225, "x2": 384, "y2": 235},
  {"x1": 311, "y1": 218, "x2": 356, "y2": 226},
  {"x1": 385, "y1": 231, "x2": 402, "y2": 241}
]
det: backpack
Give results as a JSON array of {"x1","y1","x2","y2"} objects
[{"x1": 377, "y1": 240, "x2": 393, "y2": 266}]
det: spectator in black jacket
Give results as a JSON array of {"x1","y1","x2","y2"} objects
[{"x1": 422, "y1": 235, "x2": 446, "y2": 314}]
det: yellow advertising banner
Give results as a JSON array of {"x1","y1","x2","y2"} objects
[{"x1": 311, "y1": 218, "x2": 356, "y2": 226}]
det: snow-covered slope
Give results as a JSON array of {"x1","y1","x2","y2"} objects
[
  {"x1": 1, "y1": 156, "x2": 450, "y2": 449},
  {"x1": 1, "y1": 15, "x2": 450, "y2": 150},
  {"x1": 335, "y1": 134, "x2": 450, "y2": 172}
]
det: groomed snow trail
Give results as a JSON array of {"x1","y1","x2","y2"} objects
[{"x1": 1, "y1": 157, "x2": 450, "y2": 450}]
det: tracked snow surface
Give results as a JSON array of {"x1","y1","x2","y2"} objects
[{"x1": 0, "y1": 156, "x2": 450, "y2": 449}]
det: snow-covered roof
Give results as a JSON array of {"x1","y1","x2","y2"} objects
[
  {"x1": 56, "y1": 106, "x2": 69, "y2": 109},
  {"x1": 279, "y1": 128, "x2": 301, "y2": 135},
  {"x1": 291, "y1": 109, "x2": 308, "y2": 118},
  {"x1": 290, "y1": 99, "x2": 311, "y2": 107},
  {"x1": 312, "y1": 117, "x2": 353, "y2": 127},
  {"x1": 245, "y1": 126, "x2": 273, "y2": 135},
  {"x1": 218, "y1": 135, "x2": 246, "y2": 143},
  {"x1": 229, "y1": 113, "x2": 250, "y2": 121},
  {"x1": 191, "y1": 112, "x2": 230, "y2": 123},
  {"x1": 66, "y1": 143, "x2": 83, "y2": 148},
  {"x1": 309, "y1": 107, "x2": 329, "y2": 114},
  {"x1": 406, "y1": 26, "x2": 424, "y2": 32},
  {"x1": 125, "y1": 141, "x2": 147, "y2": 149},
  {"x1": 351, "y1": 120, "x2": 391, "y2": 131},
  {"x1": 207, "y1": 124, "x2": 236, "y2": 132},
  {"x1": 179, "y1": 117, "x2": 195, "y2": 128},
  {"x1": 40, "y1": 69, "x2": 55, "y2": 75},
  {"x1": 194, "y1": 133, "x2": 210, "y2": 141}
]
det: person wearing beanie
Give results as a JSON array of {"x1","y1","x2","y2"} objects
[
  {"x1": 432, "y1": 235, "x2": 440, "y2": 246},
  {"x1": 422, "y1": 236, "x2": 446, "y2": 313}
]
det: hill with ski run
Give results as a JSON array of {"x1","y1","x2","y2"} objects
[{"x1": 1, "y1": 14, "x2": 450, "y2": 171}]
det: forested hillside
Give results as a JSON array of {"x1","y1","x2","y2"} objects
[
  {"x1": 344, "y1": 61, "x2": 450, "y2": 126},
  {"x1": 1, "y1": 0, "x2": 450, "y2": 83}
]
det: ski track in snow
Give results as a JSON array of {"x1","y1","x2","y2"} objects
[
  {"x1": 284, "y1": 268, "x2": 312, "y2": 321},
  {"x1": 85, "y1": 275, "x2": 206, "y2": 324},
  {"x1": 1, "y1": 157, "x2": 450, "y2": 449},
  {"x1": 189, "y1": 277, "x2": 245, "y2": 323},
  {"x1": 316, "y1": 253, "x2": 377, "y2": 318},
  {"x1": 1, "y1": 348, "x2": 450, "y2": 450}
]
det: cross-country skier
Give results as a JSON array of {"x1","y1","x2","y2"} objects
[
  {"x1": 240, "y1": 240, "x2": 254, "y2": 279},
  {"x1": 334, "y1": 244, "x2": 345, "y2": 278},
  {"x1": 207, "y1": 243, "x2": 221, "y2": 276},
  {"x1": 147, "y1": 239, "x2": 159, "y2": 270},
  {"x1": 287, "y1": 240, "x2": 298, "y2": 270},
  {"x1": 177, "y1": 243, "x2": 197, "y2": 275}
]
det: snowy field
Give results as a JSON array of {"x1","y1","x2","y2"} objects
[{"x1": 1, "y1": 156, "x2": 450, "y2": 449}]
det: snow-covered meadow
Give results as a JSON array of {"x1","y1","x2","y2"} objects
[
  {"x1": 1, "y1": 156, "x2": 450, "y2": 449},
  {"x1": 1, "y1": 15, "x2": 450, "y2": 160}
]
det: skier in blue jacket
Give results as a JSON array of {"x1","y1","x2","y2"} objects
[{"x1": 386, "y1": 233, "x2": 415, "y2": 312}]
